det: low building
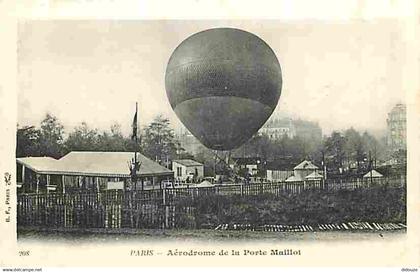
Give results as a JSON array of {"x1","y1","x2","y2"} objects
[
  {"x1": 172, "y1": 159, "x2": 204, "y2": 182},
  {"x1": 303, "y1": 171, "x2": 324, "y2": 189},
  {"x1": 266, "y1": 169, "x2": 293, "y2": 182},
  {"x1": 283, "y1": 160, "x2": 324, "y2": 188},
  {"x1": 293, "y1": 160, "x2": 319, "y2": 180},
  {"x1": 230, "y1": 157, "x2": 261, "y2": 176},
  {"x1": 363, "y1": 169, "x2": 383, "y2": 180},
  {"x1": 265, "y1": 159, "x2": 297, "y2": 182},
  {"x1": 16, "y1": 151, "x2": 174, "y2": 193}
]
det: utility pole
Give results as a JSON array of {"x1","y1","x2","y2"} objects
[
  {"x1": 213, "y1": 150, "x2": 217, "y2": 178},
  {"x1": 321, "y1": 151, "x2": 327, "y2": 180},
  {"x1": 374, "y1": 144, "x2": 377, "y2": 169}
]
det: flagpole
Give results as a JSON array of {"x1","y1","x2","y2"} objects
[
  {"x1": 127, "y1": 102, "x2": 139, "y2": 228},
  {"x1": 135, "y1": 101, "x2": 138, "y2": 162},
  {"x1": 134, "y1": 102, "x2": 140, "y2": 191}
]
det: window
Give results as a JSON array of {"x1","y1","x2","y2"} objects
[{"x1": 177, "y1": 167, "x2": 182, "y2": 177}]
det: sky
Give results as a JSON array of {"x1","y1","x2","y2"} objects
[{"x1": 17, "y1": 19, "x2": 407, "y2": 137}]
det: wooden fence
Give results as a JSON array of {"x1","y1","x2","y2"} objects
[{"x1": 17, "y1": 176, "x2": 405, "y2": 230}]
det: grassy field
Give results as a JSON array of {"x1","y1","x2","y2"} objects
[
  {"x1": 17, "y1": 186, "x2": 406, "y2": 244},
  {"x1": 178, "y1": 187, "x2": 406, "y2": 228}
]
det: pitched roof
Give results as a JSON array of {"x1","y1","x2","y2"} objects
[
  {"x1": 294, "y1": 160, "x2": 319, "y2": 170},
  {"x1": 173, "y1": 159, "x2": 203, "y2": 167},
  {"x1": 17, "y1": 151, "x2": 173, "y2": 177},
  {"x1": 305, "y1": 171, "x2": 323, "y2": 180},
  {"x1": 363, "y1": 169, "x2": 383, "y2": 178}
]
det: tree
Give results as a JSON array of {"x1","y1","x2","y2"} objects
[
  {"x1": 271, "y1": 135, "x2": 307, "y2": 162},
  {"x1": 97, "y1": 123, "x2": 130, "y2": 152},
  {"x1": 390, "y1": 149, "x2": 407, "y2": 164},
  {"x1": 233, "y1": 134, "x2": 273, "y2": 160},
  {"x1": 324, "y1": 131, "x2": 346, "y2": 172},
  {"x1": 38, "y1": 113, "x2": 65, "y2": 158},
  {"x1": 141, "y1": 115, "x2": 178, "y2": 167},
  {"x1": 193, "y1": 146, "x2": 217, "y2": 176},
  {"x1": 361, "y1": 131, "x2": 386, "y2": 166},
  {"x1": 231, "y1": 132, "x2": 318, "y2": 165},
  {"x1": 16, "y1": 125, "x2": 41, "y2": 157},
  {"x1": 64, "y1": 122, "x2": 99, "y2": 152},
  {"x1": 344, "y1": 128, "x2": 364, "y2": 169}
]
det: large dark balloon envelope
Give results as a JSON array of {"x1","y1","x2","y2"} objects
[{"x1": 165, "y1": 28, "x2": 282, "y2": 150}]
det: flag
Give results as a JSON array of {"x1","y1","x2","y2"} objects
[{"x1": 131, "y1": 104, "x2": 138, "y2": 141}]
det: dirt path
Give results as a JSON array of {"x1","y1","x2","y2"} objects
[{"x1": 17, "y1": 228, "x2": 406, "y2": 244}]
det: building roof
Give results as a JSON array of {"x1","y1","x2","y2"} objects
[
  {"x1": 16, "y1": 157, "x2": 59, "y2": 174},
  {"x1": 305, "y1": 171, "x2": 323, "y2": 180},
  {"x1": 173, "y1": 159, "x2": 203, "y2": 167},
  {"x1": 363, "y1": 169, "x2": 383, "y2": 178},
  {"x1": 285, "y1": 175, "x2": 302, "y2": 182},
  {"x1": 266, "y1": 158, "x2": 299, "y2": 170},
  {"x1": 294, "y1": 160, "x2": 319, "y2": 170},
  {"x1": 17, "y1": 151, "x2": 173, "y2": 177}
]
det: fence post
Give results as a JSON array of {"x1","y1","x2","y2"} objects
[
  {"x1": 163, "y1": 188, "x2": 166, "y2": 205},
  {"x1": 64, "y1": 193, "x2": 67, "y2": 228},
  {"x1": 165, "y1": 206, "x2": 169, "y2": 228},
  {"x1": 128, "y1": 191, "x2": 134, "y2": 228}
]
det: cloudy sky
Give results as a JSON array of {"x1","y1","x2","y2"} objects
[{"x1": 18, "y1": 19, "x2": 406, "y2": 136}]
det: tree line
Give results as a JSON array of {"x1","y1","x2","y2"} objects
[
  {"x1": 16, "y1": 113, "x2": 184, "y2": 166},
  {"x1": 17, "y1": 112, "x2": 402, "y2": 176},
  {"x1": 182, "y1": 125, "x2": 393, "y2": 177}
]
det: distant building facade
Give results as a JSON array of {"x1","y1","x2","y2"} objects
[
  {"x1": 177, "y1": 116, "x2": 323, "y2": 155},
  {"x1": 259, "y1": 116, "x2": 322, "y2": 142},
  {"x1": 386, "y1": 103, "x2": 406, "y2": 151},
  {"x1": 293, "y1": 119, "x2": 323, "y2": 143},
  {"x1": 176, "y1": 127, "x2": 203, "y2": 156},
  {"x1": 259, "y1": 118, "x2": 296, "y2": 139}
]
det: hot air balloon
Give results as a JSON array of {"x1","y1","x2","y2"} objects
[{"x1": 165, "y1": 28, "x2": 282, "y2": 151}]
